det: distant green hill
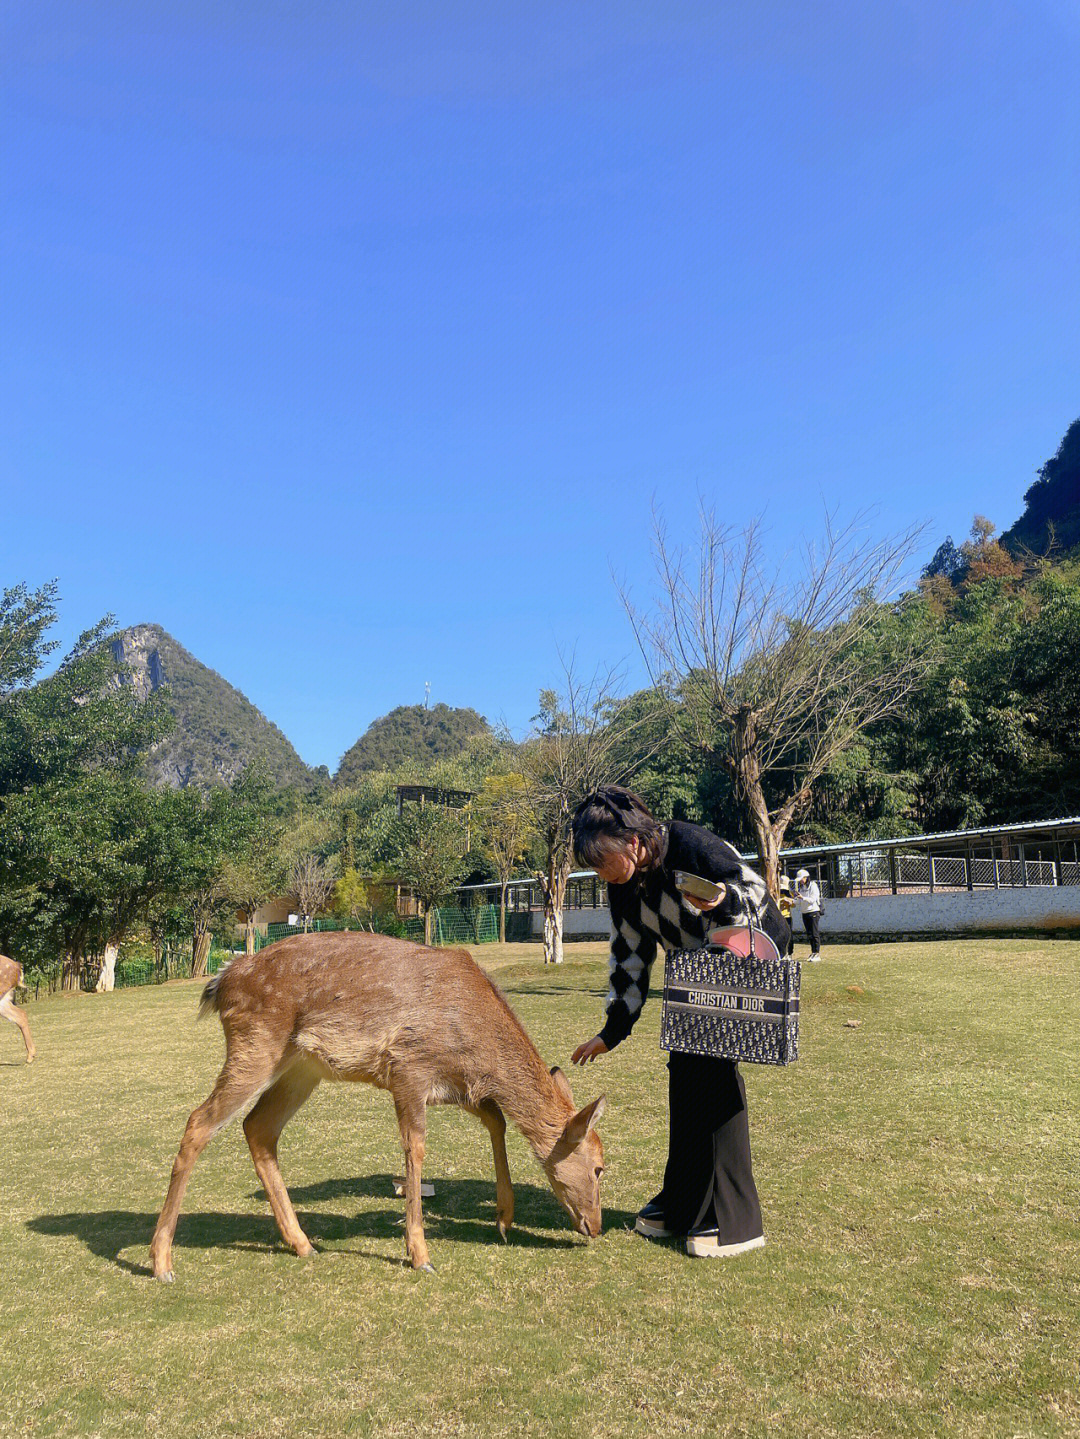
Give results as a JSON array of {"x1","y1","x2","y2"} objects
[
  {"x1": 111, "y1": 624, "x2": 317, "y2": 791},
  {"x1": 1000, "y1": 418, "x2": 1080, "y2": 558},
  {"x1": 336, "y1": 703, "x2": 490, "y2": 785}
]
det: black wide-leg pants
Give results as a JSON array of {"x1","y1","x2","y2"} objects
[
  {"x1": 658, "y1": 1052, "x2": 763, "y2": 1241},
  {"x1": 802, "y1": 911, "x2": 821, "y2": 952}
]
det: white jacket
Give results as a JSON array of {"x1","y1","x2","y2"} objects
[{"x1": 796, "y1": 880, "x2": 821, "y2": 914}]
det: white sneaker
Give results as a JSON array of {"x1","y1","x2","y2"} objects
[
  {"x1": 393, "y1": 1177, "x2": 435, "y2": 1197},
  {"x1": 808, "y1": 953, "x2": 822, "y2": 962},
  {"x1": 686, "y1": 1230, "x2": 765, "y2": 1258},
  {"x1": 634, "y1": 1200, "x2": 676, "y2": 1239}
]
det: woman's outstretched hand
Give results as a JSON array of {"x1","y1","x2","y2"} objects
[{"x1": 571, "y1": 1035, "x2": 609, "y2": 1065}]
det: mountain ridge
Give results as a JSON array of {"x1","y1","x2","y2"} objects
[{"x1": 111, "y1": 623, "x2": 318, "y2": 791}]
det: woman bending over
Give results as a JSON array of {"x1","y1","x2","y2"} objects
[{"x1": 570, "y1": 787, "x2": 788, "y2": 1258}]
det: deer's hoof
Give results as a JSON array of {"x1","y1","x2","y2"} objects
[
  {"x1": 294, "y1": 1240, "x2": 316, "y2": 1259},
  {"x1": 154, "y1": 1269, "x2": 175, "y2": 1283},
  {"x1": 418, "y1": 1262, "x2": 436, "y2": 1273},
  {"x1": 496, "y1": 1220, "x2": 510, "y2": 1243}
]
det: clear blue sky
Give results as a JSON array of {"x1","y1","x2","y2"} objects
[{"x1": 3, "y1": 1, "x2": 1078, "y2": 772}]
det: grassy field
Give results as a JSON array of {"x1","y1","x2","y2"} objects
[{"x1": 2, "y1": 938, "x2": 1078, "y2": 1439}]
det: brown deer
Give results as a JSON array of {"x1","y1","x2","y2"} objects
[
  {"x1": 1, "y1": 955, "x2": 36, "y2": 1064},
  {"x1": 150, "y1": 932, "x2": 605, "y2": 1279}
]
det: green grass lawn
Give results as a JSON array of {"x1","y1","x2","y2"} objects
[{"x1": 2, "y1": 938, "x2": 1078, "y2": 1438}]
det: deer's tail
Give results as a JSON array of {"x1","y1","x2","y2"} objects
[{"x1": 198, "y1": 963, "x2": 231, "y2": 1020}]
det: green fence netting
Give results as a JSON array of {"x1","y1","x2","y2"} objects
[
  {"x1": 261, "y1": 905, "x2": 505, "y2": 948},
  {"x1": 432, "y1": 905, "x2": 499, "y2": 945}
]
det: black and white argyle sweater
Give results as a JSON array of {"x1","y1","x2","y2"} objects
[{"x1": 597, "y1": 821, "x2": 787, "y2": 1052}]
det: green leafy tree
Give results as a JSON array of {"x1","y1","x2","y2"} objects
[
  {"x1": 0, "y1": 581, "x2": 60, "y2": 694},
  {"x1": 1000, "y1": 418, "x2": 1080, "y2": 558},
  {"x1": 0, "y1": 587, "x2": 173, "y2": 982},
  {"x1": 389, "y1": 801, "x2": 468, "y2": 945},
  {"x1": 474, "y1": 773, "x2": 536, "y2": 942},
  {"x1": 167, "y1": 776, "x2": 279, "y2": 975},
  {"x1": 216, "y1": 768, "x2": 287, "y2": 953},
  {"x1": 332, "y1": 868, "x2": 371, "y2": 927}
]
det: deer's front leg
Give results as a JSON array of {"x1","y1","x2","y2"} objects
[
  {"x1": 478, "y1": 1101, "x2": 514, "y2": 1239},
  {"x1": 395, "y1": 1097, "x2": 433, "y2": 1272}
]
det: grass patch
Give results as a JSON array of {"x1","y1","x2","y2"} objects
[{"x1": 3, "y1": 939, "x2": 1078, "y2": 1437}]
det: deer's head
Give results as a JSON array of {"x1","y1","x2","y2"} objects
[{"x1": 544, "y1": 1069, "x2": 606, "y2": 1238}]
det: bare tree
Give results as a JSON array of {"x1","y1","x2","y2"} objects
[
  {"x1": 521, "y1": 666, "x2": 669, "y2": 964},
  {"x1": 289, "y1": 853, "x2": 338, "y2": 932},
  {"x1": 628, "y1": 507, "x2": 931, "y2": 895}
]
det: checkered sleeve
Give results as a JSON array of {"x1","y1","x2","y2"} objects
[
  {"x1": 670, "y1": 823, "x2": 769, "y2": 921},
  {"x1": 597, "y1": 892, "x2": 659, "y2": 1051}
]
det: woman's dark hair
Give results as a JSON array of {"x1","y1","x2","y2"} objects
[{"x1": 571, "y1": 785, "x2": 666, "y2": 873}]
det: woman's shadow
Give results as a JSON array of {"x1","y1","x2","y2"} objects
[{"x1": 26, "y1": 1175, "x2": 638, "y2": 1276}]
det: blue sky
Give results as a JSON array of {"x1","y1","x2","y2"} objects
[{"x1": 3, "y1": 1, "x2": 1078, "y2": 772}]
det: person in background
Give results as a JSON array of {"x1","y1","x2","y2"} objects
[
  {"x1": 794, "y1": 868, "x2": 823, "y2": 962},
  {"x1": 778, "y1": 876, "x2": 796, "y2": 956},
  {"x1": 569, "y1": 786, "x2": 789, "y2": 1259}
]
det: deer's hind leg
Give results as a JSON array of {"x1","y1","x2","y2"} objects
[
  {"x1": 150, "y1": 1042, "x2": 284, "y2": 1281},
  {"x1": 468, "y1": 1100, "x2": 514, "y2": 1240},
  {"x1": 0, "y1": 988, "x2": 35, "y2": 1063},
  {"x1": 243, "y1": 1062, "x2": 321, "y2": 1259}
]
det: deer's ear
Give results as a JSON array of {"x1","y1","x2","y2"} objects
[
  {"x1": 564, "y1": 1094, "x2": 606, "y2": 1146},
  {"x1": 550, "y1": 1066, "x2": 574, "y2": 1103}
]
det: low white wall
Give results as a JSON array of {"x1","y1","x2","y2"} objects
[
  {"x1": 813, "y1": 887, "x2": 1080, "y2": 936},
  {"x1": 537, "y1": 887, "x2": 1080, "y2": 942},
  {"x1": 558, "y1": 909, "x2": 612, "y2": 938},
  {"x1": 522, "y1": 909, "x2": 610, "y2": 939}
]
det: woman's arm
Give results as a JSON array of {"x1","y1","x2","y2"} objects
[
  {"x1": 572, "y1": 885, "x2": 659, "y2": 1060},
  {"x1": 671, "y1": 824, "x2": 769, "y2": 920}
]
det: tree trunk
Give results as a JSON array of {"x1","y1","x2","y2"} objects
[
  {"x1": 244, "y1": 919, "x2": 256, "y2": 956},
  {"x1": 731, "y1": 707, "x2": 781, "y2": 899},
  {"x1": 61, "y1": 951, "x2": 82, "y2": 991},
  {"x1": 753, "y1": 823, "x2": 781, "y2": 900},
  {"x1": 192, "y1": 924, "x2": 212, "y2": 979},
  {"x1": 95, "y1": 941, "x2": 119, "y2": 993},
  {"x1": 499, "y1": 882, "x2": 507, "y2": 944},
  {"x1": 542, "y1": 905, "x2": 564, "y2": 965},
  {"x1": 423, "y1": 906, "x2": 433, "y2": 947},
  {"x1": 541, "y1": 860, "x2": 570, "y2": 964}
]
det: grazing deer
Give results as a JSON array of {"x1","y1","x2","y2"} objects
[
  {"x1": 150, "y1": 932, "x2": 605, "y2": 1279},
  {"x1": 0, "y1": 955, "x2": 36, "y2": 1064}
]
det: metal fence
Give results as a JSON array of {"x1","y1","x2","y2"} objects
[
  {"x1": 455, "y1": 818, "x2": 1080, "y2": 911},
  {"x1": 831, "y1": 849, "x2": 1074, "y2": 897}
]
